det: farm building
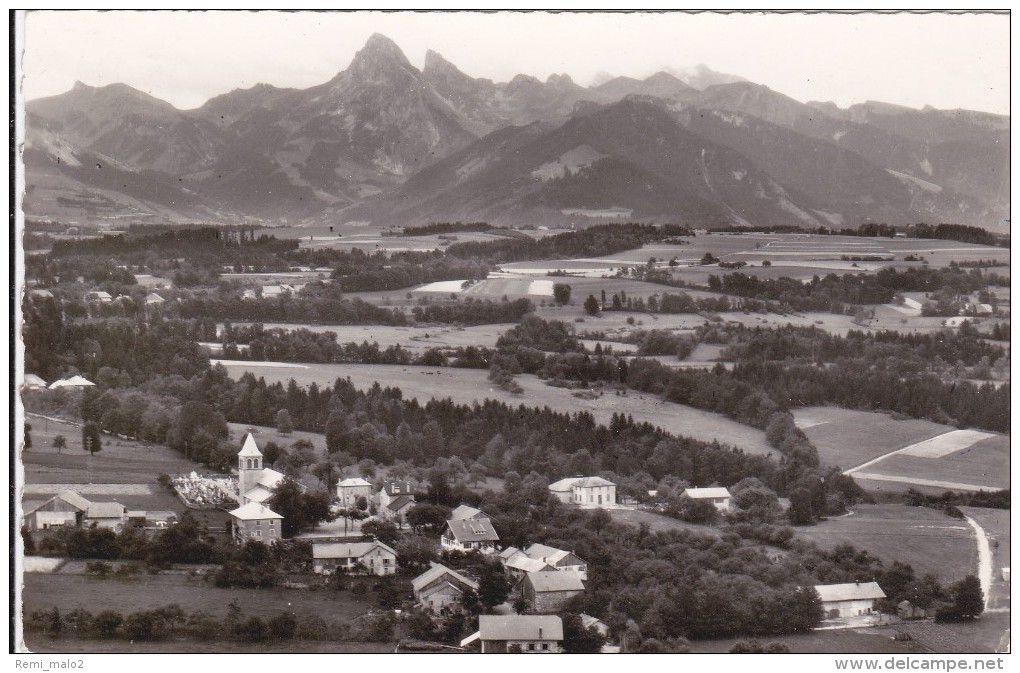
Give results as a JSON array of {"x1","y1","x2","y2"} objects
[
  {"x1": 382, "y1": 494, "x2": 416, "y2": 526},
  {"x1": 23, "y1": 491, "x2": 90, "y2": 530},
  {"x1": 580, "y1": 614, "x2": 610, "y2": 638},
  {"x1": 412, "y1": 562, "x2": 479, "y2": 614},
  {"x1": 521, "y1": 571, "x2": 585, "y2": 613},
  {"x1": 228, "y1": 502, "x2": 283, "y2": 544},
  {"x1": 441, "y1": 517, "x2": 499, "y2": 554},
  {"x1": 378, "y1": 480, "x2": 419, "y2": 508},
  {"x1": 547, "y1": 476, "x2": 618, "y2": 507},
  {"x1": 144, "y1": 293, "x2": 165, "y2": 305},
  {"x1": 814, "y1": 582, "x2": 886, "y2": 619},
  {"x1": 84, "y1": 290, "x2": 113, "y2": 303},
  {"x1": 241, "y1": 289, "x2": 257, "y2": 301},
  {"x1": 336, "y1": 477, "x2": 373, "y2": 507},
  {"x1": 261, "y1": 284, "x2": 304, "y2": 298},
  {"x1": 312, "y1": 540, "x2": 397, "y2": 576},
  {"x1": 85, "y1": 501, "x2": 128, "y2": 529},
  {"x1": 684, "y1": 487, "x2": 733, "y2": 512},
  {"x1": 451, "y1": 504, "x2": 491, "y2": 521},
  {"x1": 903, "y1": 297, "x2": 924, "y2": 311},
  {"x1": 524, "y1": 543, "x2": 588, "y2": 580},
  {"x1": 236, "y1": 434, "x2": 287, "y2": 505},
  {"x1": 461, "y1": 615, "x2": 563, "y2": 653},
  {"x1": 48, "y1": 375, "x2": 95, "y2": 389},
  {"x1": 499, "y1": 547, "x2": 555, "y2": 581},
  {"x1": 547, "y1": 478, "x2": 579, "y2": 503}
]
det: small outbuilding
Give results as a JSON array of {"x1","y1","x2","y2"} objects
[
  {"x1": 683, "y1": 486, "x2": 732, "y2": 512},
  {"x1": 521, "y1": 570, "x2": 585, "y2": 613},
  {"x1": 412, "y1": 562, "x2": 479, "y2": 614}
]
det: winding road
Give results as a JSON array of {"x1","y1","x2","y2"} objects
[{"x1": 964, "y1": 515, "x2": 993, "y2": 609}]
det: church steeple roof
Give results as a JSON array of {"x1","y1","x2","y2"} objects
[{"x1": 238, "y1": 433, "x2": 263, "y2": 458}]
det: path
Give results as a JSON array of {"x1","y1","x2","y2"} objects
[{"x1": 964, "y1": 515, "x2": 993, "y2": 609}]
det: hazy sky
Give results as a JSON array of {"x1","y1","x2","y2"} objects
[{"x1": 21, "y1": 10, "x2": 1010, "y2": 114}]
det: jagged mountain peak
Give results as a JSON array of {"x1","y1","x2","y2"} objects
[{"x1": 347, "y1": 32, "x2": 415, "y2": 74}]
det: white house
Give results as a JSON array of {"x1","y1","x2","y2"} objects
[
  {"x1": 311, "y1": 540, "x2": 397, "y2": 576},
  {"x1": 903, "y1": 297, "x2": 924, "y2": 311},
  {"x1": 441, "y1": 517, "x2": 499, "y2": 554},
  {"x1": 572, "y1": 476, "x2": 617, "y2": 507},
  {"x1": 144, "y1": 293, "x2": 165, "y2": 306},
  {"x1": 814, "y1": 582, "x2": 887, "y2": 619},
  {"x1": 23, "y1": 491, "x2": 91, "y2": 530},
  {"x1": 228, "y1": 502, "x2": 284, "y2": 544},
  {"x1": 377, "y1": 480, "x2": 418, "y2": 508},
  {"x1": 22, "y1": 374, "x2": 47, "y2": 390},
  {"x1": 336, "y1": 477, "x2": 373, "y2": 507},
  {"x1": 684, "y1": 487, "x2": 733, "y2": 513},
  {"x1": 461, "y1": 615, "x2": 563, "y2": 653},
  {"x1": 547, "y1": 476, "x2": 617, "y2": 507}
]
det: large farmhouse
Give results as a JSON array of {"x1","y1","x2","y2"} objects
[
  {"x1": 815, "y1": 582, "x2": 887, "y2": 618},
  {"x1": 684, "y1": 487, "x2": 733, "y2": 513},
  {"x1": 336, "y1": 477, "x2": 373, "y2": 507},
  {"x1": 24, "y1": 491, "x2": 127, "y2": 531},
  {"x1": 461, "y1": 615, "x2": 564, "y2": 653},
  {"x1": 311, "y1": 540, "x2": 397, "y2": 575}
]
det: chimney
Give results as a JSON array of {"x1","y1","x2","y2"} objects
[{"x1": 539, "y1": 627, "x2": 543, "y2": 639}]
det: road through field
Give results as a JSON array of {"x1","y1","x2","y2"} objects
[{"x1": 964, "y1": 515, "x2": 994, "y2": 609}]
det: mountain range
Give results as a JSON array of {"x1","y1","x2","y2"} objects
[{"x1": 23, "y1": 33, "x2": 1010, "y2": 231}]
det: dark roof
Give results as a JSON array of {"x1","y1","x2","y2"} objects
[
  {"x1": 386, "y1": 494, "x2": 416, "y2": 511},
  {"x1": 444, "y1": 517, "x2": 499, "y2": 543},
  {"x1": 525, "y1": 570, "x2": 585, "y2": 593},
  {"x1": 383, "y1": 481, "x2": 418, "y2": 496}
]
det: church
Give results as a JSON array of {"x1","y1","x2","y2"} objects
[{"x1": 228, "y1": 433, "x2": 287, "y2": 544}]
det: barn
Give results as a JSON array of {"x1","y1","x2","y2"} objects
[{"x1": 814, "y1": 582, "x2": 886, "y2": 618}]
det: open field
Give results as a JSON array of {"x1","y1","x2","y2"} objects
[
  {"x1": 223, "y1": 321, "x2": 513, "y2": 352},
  {"x1": 892, "y1": 612, "x2": 1011, "y2": 654},
  {"x1": 690, "y1": 625, "x2": 923, "y2": 654},
  {"x1": 21, "y1": 572, "x2": 378, "y2": 623},
  {"x1": 857, "y1": 434, "x2": 1009, "y2": 493},
  {"x1": 607, "y1": 508, "x2": 721, "y2": 537},
  {"x1": 960, "y1": 507, "x2": 1011, "y2": 612},
  {"x1": 794, "y1": 504, "x2": 977, "y2": 584},
  {"x1": 214, "y1": 361, "x2": 776, "y2": 456},
  {"x1": 792, "y1": 407, "x2": 951, "y2": 470},
  {"x1": 227, "y1": 422, "x2": 328, "y2": 455}
]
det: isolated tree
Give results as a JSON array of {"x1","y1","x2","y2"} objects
[
  {"x1": 553, "y1": 283, "x2": 572, "y2": 306},
  {"x1": 477, "y1": 562, "x2": 511, "y2": 610},
  {"x1": 261, "y1": 441, "x2": 282, "y2": 466},
  {"x1": 275, "y1": 409, "x2": 294, "y2": 435},
  {"x1": 361, "y1": 519, "x2": 400, "y2": 546},
  {"x1": 583, "y1": 295, "x2": 601, "y2": 316},
  {"x1": 82, "y1": 421, "x2": 102, "y2": 455},
  {"x1": 53, "y1": 435, "x2": 67, "y2": 453},
  {"x1": 406, "y1": 503, "x2": 452, "y2": 534},
  {"x1": 270, "y1": 479, "x2": 331, "y2": 538}
]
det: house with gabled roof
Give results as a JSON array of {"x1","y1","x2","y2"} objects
[
  {"x1": 441, "y1": 517, "x2": 499, "y2": 554},
  {"x1": 522, "y1": 571, "x2": 585, "y2": 613},
  {"x1": 228, "y1": 502, "x2": 283, "y2": 544},
  {"x1": 451, "y1": 504, "x2": 491, "y2": 521},
  {"x1": 684, "y1": 486, "x2": 732, "y2": 512},
  {"x1": 412, "y1": 562, "x2": 479, "y2": 614},
  {"x1": 503, "y1": 551, "x2": 556, "y2": 582},
  {"x1": 337, "y1": 477, "x2": 373, "y2": 507},
  {"x1": 24, "y1": 491, "x2": 91, "y2": 530},
  {"x1": 461, "y1": 615, "x2": 563, "y2": 653},
  {"x1": 312, "y1": 540, "x2": 397, "y2": 576},
  {"x1": 524, "y1": 543, "x2": 588, "y2": 580},
  {"x1": 382, "y1": 494, "x2": 416, "y2": 526},
  {"x1": 814, "y1": 582, "x2": 886, "y2": 619},
  {"x1": 144, "y1": 292, "x2": 165, "y2": 305},
  {"x1": 85, "y1": 501, "x2": 128, "y2": 529},
  {"x1": 547, "y1": 476, "x2": 617, "y2": 507},
  {"x1": 378, "y1": 480, "x2": 418, "y2": 508}
]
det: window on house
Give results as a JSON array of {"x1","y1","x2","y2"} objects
[
  {"x1": 542, "y1": 644, "x2": 549, "y2": 651},
  {"x1": 528, "y1": 644, "x2": 535, "y2": 651}
]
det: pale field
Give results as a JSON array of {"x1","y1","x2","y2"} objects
[
  {"x1": 855, "y1": 434, "x2": 1010, "y2": 493},
  {"x1": 794, "y1": 504, "x2": 978, "y2": 583},
  {"x1": 222, "y1": 322, "x2": 513, "y2": 352},
  {"x1": 792, "y1": 407, "x2": 951, "y2": 469},
  {"x1": 216, "y1": 362, "x2": 777, "y2": 457}
]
